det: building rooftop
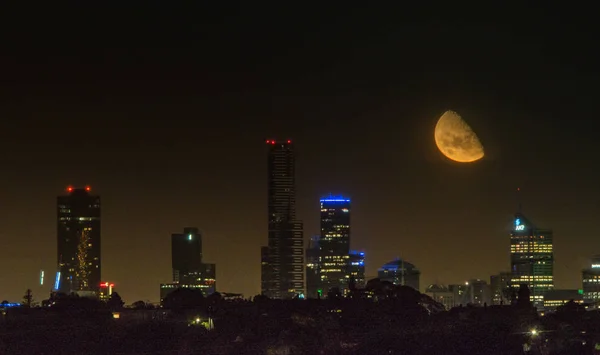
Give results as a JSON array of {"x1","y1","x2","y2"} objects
[{"x1": 379, "y1": 258, "x2": 419, "y2": 272}]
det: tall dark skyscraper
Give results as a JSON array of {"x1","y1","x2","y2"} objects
[
  {"x1": 261, "y1": 139, "x2": 304, "y2": 299},
  {"x1": 305, "y1": 236, "x2": 320, "y2": 299},
  {"x1": 57, "y1": 186, "x2": 101, "y2": 294},
  {"x1": 171, "y1": 227, "x2": 203, "y2": 283},
  {"x1": 160, "y1": 227, "x2": 216, "y2": 303},
  {"x1": 510, "y1": 212, "x2": 554, "y2": 308},
  {"x1": 319, "y1": 196, "x2": 351, "y2": 293}
]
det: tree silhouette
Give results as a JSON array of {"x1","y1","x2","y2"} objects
[
  {"x1": 107, "y1": 292, "x2": 124, "y2": 310},
  {"x1": 22, "y1": 289, "x2": 33, "y2": 308},
  {"x1": 131, "y1": 300, "x2": 149, "y2": 310},
  {"x1": 162, "y1": 288, "x2": 204, "y2": 310}
]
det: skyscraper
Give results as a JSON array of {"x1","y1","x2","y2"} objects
[
  {"x1": 510, "y1": 212, "x2": 554, "y2": 308},
  {"x1": 319, "y1": 196, "x2": 351, "y2": 293},
  {"x1": 261, "y1": 139, "x2": 304, "y2": 299},
  {"x1": 171, "y1": 227, "x2": 203, "y2": 283},
  {"x1": 160, "y1": 227, "x2": 216, "y2": 303},
  {"x1": 57, "y1": 186, "x2": 101, "y2": 294},
  {"x1": 305, "y1": 236, "x2": 320, "y2": 298},
  {"x1": 581, "y1": 255, "x2": 600, "y2": 306}
]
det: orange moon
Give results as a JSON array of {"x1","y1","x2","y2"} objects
[{"x1": 434, "y1": 110, "x2": 484, "y2": 163}]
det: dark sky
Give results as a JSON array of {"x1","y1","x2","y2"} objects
[{"x1": 1, "y1": 5, "x2": 599, "y2": 303}]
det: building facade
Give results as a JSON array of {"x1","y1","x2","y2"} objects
[
  {"x1": 318, "y1": 197, "x2": 351, "y2": 294},
  {"x1": 347, "y1": 250, "x2": 366, "y2": 290},
  {"x1": 261, "y1": 140, "x2": 304, "y2": 299},
  {"x1": 305, "y1": 236, "x2": 321, "y2": 298},
  {"x1": 425, "y1": 284, "x2": 456, "y2": 310},
  {"x1": 543, "y1": 289, "x2": 583, "y2": 312},
  {"x1": 378, "y1": 258, "x2": 420, "y2": 291},
  {"x1": 464, "y1": 279, "x2": 491, "y2": 306},
  {"x1": 510, "y1": 212, "x2": 554, "y2": 308},
  {"x1": 160, "y1": 227, "x2": 216, "y2": 303},
  {"x1": 490, "y1": 272, "x2": 511, "y2": 305},
  {"x1": 57, "y1": 186, "x2": 101, "y2": 294},
  {"x1": 582, "y1": 255, "x2": 600, "y2": 306}
]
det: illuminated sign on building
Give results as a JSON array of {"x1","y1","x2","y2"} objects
[
  {"x1": 515, "y1": 218, "x2": 525, "y2": 231},
  {"x1": 592, "y1": 264, "x2": 600, "y2": 269}
]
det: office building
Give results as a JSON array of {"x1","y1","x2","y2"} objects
[
  {"x1": 490, "y1": 272, "x2": 511, "y2": 305},
  {"x1": 510, "y1": 212, "x2": 554, "y2": 308},
  {"x1": 318, "y1": 196, "x2": 351, "y2": 294},
  {"x1": 464, "y1": 279, "x2": 491, "y2": 306},
  {"x1": 543, "y1": 289, "x2": 583, "y2": 312},
  {"x1": 172, "y1": 227, "x2": 203, "y2": 283},
  {"x1": 378, "y1": 258, "x2": 420, "y2": 291},
  {"x1": 57, "y1": 186, "x2": 101, "y2": 294},
  {"x1": 425, "y1": 284, "x2": 456, "y2": 310},
  {"x1": 347, "y1": 250, "x2": 365, "y2": 290},
  {"x1": 160, "y1": 227, "x2": 216, "y2": 303},
  {"x1": 261, "y1": 139, "x2": 304, "y2": 299},
  {"x1": 305, "y1": 236, "x2": 320, "y2": 298},
  {"x1": 582, "y1": 255, "x2": 600, "y2": 305},
  {"x1": 448, "y1": 284, "x2": 468, "y2": 306}
]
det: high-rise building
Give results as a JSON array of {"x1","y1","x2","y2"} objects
[
  {"x1": 582, "y1": 255, "x2": 600, "y2": 305},
  {"x1": 160, "y1": 227, "x2": 216, "y2": 303},
  {"x1": 305, "y1": 236, "x2": 321, "y2": 298},
  {"x1": 318, "y1": 196, "x2": 351, "y2": 293},
  {"x1": 57, "y1": 186, "x2": 101, "y2": 294},
  {"x1": 510, "y1": 212, "x2": 554, "y2": 308},
  {"x1": 347, "y1": 250, "x2": 365, "y2": 290},
  {"x1": 172, "y1": 227, "x2": 203, "y2": 283},
  {"x1": 261, "y1": 139, "x2": 304, "y2": 299},
  {"x1": 378, "y1": 258, "x2": 420, "y2": 291},
  {"x1": 490, "y1": 272, "x2": 511, "y2": 305}
]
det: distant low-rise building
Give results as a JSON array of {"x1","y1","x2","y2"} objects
[
  {"x1": 465, "y1": 279, "x2": 491, "y2": 306},
  {"x1": 543, "y1": 289, "x2": 583, "y2": 312},
  {"x1": 425, "y1": 284, "x2": 455, "y2": 310},
  {"x1": 378, "y1": 258, "x2": 420, "y2": 291},
  {"x1": 490, "y1": 272, "x2": 511, "y2": 305}
]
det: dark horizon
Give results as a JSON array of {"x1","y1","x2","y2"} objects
[{"x1": 1, "y1": 5, "x2": 599, "y2": 303}]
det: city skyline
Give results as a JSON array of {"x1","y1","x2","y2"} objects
[{"x1": 2, "y1": 5, "x2": 600, "y2": 304}]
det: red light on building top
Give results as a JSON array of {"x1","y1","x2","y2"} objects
[
  {"x1": 110, "y1": 283, "x2": 115, "y2": 287},
  {"x1": 67, "y1": 186, "x2": 73, "y2": 192},
  {"x1": 266, "y1": 140, "x2": 270, "y2": 144},
  {"x1": 271, "y1": 141, "x2": 275, "y2": 145},
  {"x1": 85, "y1": 186, "x2": 91, "y2": 192},
  {"x1": 287, "y1": 140, "x2": 291, "y2": 144}
]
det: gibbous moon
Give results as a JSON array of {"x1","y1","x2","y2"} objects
[{"x1": 434, "y1": 110, "x2": 484, "y2": 163}]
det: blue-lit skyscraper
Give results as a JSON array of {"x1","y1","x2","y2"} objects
[
  {"x1": 348, "y1": 251, "x2": 365, "y2": 289},
  {"x1": 319, "y1": 196, "x2": 351, "y2": 294}
]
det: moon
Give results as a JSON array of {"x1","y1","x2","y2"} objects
[{"x1": 434, "y1": 110, "x2": 484, "y2": 163}]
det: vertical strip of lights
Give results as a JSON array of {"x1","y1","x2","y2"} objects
[{"x1": 54, "y1": 272, "x2": 61, "y2": 291}]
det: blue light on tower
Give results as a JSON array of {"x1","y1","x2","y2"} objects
[{"x1": 320, "y1": 195, "x2": 350, "y2": 203}]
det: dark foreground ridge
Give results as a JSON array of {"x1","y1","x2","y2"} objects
[{"x1": 0, "y1": 283, "x2": 596, "y2": 354}]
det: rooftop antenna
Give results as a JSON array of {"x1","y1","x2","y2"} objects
[{"x1": 516, "y1": 187, "x2": 522, "y2": 213}]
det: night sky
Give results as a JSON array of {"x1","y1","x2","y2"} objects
[{"x1": 1, "y1": 5, "x2": 598, "y2": 303}]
